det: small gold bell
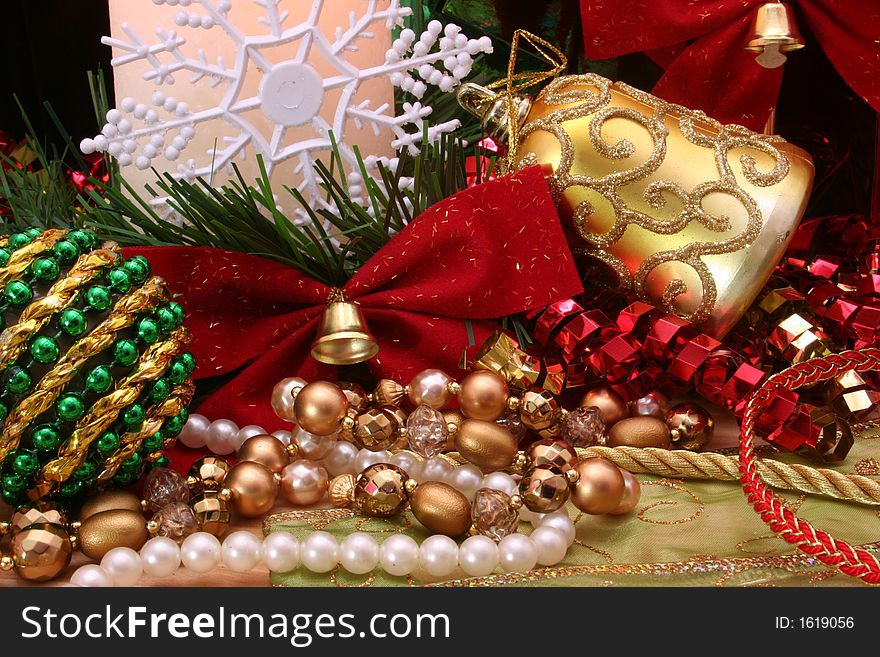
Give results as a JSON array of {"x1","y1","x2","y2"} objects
[
  {"x1": 456, "y1": 83, "x2": 531, "y2": 145},
  {"x1": 310, "y1": 292, "x2": 379, "y2": 365},
  {"x1": 745, "y1": 2, "x2": 805, "y2": 69}
]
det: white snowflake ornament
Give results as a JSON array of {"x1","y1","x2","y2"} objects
[{"x1": 84, "y1": 0, "x2": 492, "y2": 217}]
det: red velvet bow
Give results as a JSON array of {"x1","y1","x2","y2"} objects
[
  {"x1": 124, "y1": 166, "x2": 582, "y2": 430},
  {"x1": 580, "y1": 1, "x2": 880, "y2": 131}
]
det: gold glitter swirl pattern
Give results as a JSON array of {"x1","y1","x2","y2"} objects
[
  {"x1": 515, "y1": 73, "x2": 791, "y2": 324},
  {"x1": 0, "y1": 246, "x2": 120, "y2": 369},
  {"x1": 96, "y1": 380, "x2": 195, "y2": 481},
  {"x1": 636, "y1": 479, "x2": 705, "y2": 525},
  {"x1": 32, "y1": 326, "x2": 191, "y2": 496},
  {"x1": 0, "y1": 278, "x2": 170, "y2": 462},
  {"x1": 0, "y1": 229, "x2": 68, "y2": 287}
]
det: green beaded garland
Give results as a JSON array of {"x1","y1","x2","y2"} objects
[
  {"x1": 58, "y1": 308, "x2": 87, "y2": 336},
  {"x1": 108, "y1": 268, "x2": 132, "y2": 293},
  {"x1": 96, "y1": 431, "x2": 120, "y2": 456},
  {"x1": 137, "y1": 318, "x2": 160, "y2": 344},
  {"x1": 0, "y1": 249, "x2": 10, "y2": 267},
  {"x1": 162, "y1": 414, "x2": 184, "y2": 437},
  {"x1": 56, "y1": 394, "x2": 86, "y2": 422},
  {"x1": 85, "y1": 365, "x2": 113, "y2": 393},
  {"x1": 31, "y1": 424, "x2": 62, "y2": 451},
  {"x1": 67, "y1": 230, "x2": 95, "y2": 250},
  {"x1": 5, "y1": 280, "x2": 33, "y2": 306},
  {"x1": 12, "y1": 450, "x2": 39, "y2": 476},
  {"x1": 168, "y1": 360, "x2": 188, "y2": 385},
  {"x1": 30, "y1": 335, "x2": 60, "y2": 364},
  {"x1": 141, "y1": 433, "x2": 164, "y2": 453},
  {"x1": 149, "y1": 379, "x2": 171, "y2": 404},
  {"x1": 123, "y1": 404, "x2": 145, "y2": 427},
  {"x1": 53, "y1": 240, "x2": 79, "y2": 264},
  {"x1": 123, "y1": 257, "x2": 149, "y2": 283},
  {"x1": 31, "y1": 257, "x2": 60, "y2": 282},
  {"x1": 6, "y1": 367, "x2": 32, "y2": 395},
  {"x1": 7, "y1": 233, "x2": 31, "y2": 249},
  {"x1": 73, "y1": 461, "x2": 97, "y2": 482},
  {"x1": 114, "y1": 339, "x2": 139, "y2": 366},
  {"x1": 85, "y1": 285, "x2": 112, "y2": 311}
]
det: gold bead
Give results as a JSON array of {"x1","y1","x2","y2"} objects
[
  {"x1": 286, "y1": 443, "x2": 300, "y2": 458},
  {"x1": 293, "y1": 381, "x2": 350, "y2": 436},
  {"x1": 455, "y1": 419, "x2": 519, "y2": 471},
  {"x1": 513, "y1": 451, "x2": 530, "y2": 471},
  {"x1": 665, "y1": 402, "x2": 714, "y2": 451},
  {"x1": 68, "y1": 534, "x2": 78, "y2": 551},
  {"x1": 79, "y1": 490, "x2": 144, "y2": 521},
  {"x1": 0, "y1": 520, "x2": 10, "y2": 536},
  {"x1": 141, "y1": 499, "x2": 150, "y2": 512},
  {"x1": 0, "y1": 555, "x2": 13, "y2": 571},
  {"x1": 409, "y1": 482, "x2": 472, "y2": 537},
  {"x1": 458, "y1": 370, "x2": 509, "y2": 421},
  {"x1": 146, "y1": 519, "x2": 160, "y2": 535},
  {"x1": 447, "y1": 381, "x2": 461, "y2": 395},
  {"x1": 353, "y1": 464, "x2": 411, "y2": 517},
  {"x1": 186, "y1": 475, "x2": 200, "y2": 489},
  {"x1": 509, "y1": 494, "x2": 523, "y2": 510},
  {"x1": 404, "y1": 478, "x2": 419, "y2": 495},
  {"x1": 373, "y1": 379, "x2": 406, "y2": 405},
  {"x1": 520, "y1": 388, "x2": 561, "y2": 432},
  {"x1": 11, "y1": 524, "x2": 73, "y2": 581},
  {"x1": 225, "y1": 461, "x2": 279, "y2": 517},
  {"x1": 328, "y1": 474, "x2": 357, "y2": 508},
  {"x1": 191, "y1": 493, "x2": 231, "y2": 537},
  {"x1": 219, "y1": 487, "x2": 232, "y2": 502},
  {"x1": 507, "y1": 396, "x2": 521, "y2": 411},
  {"x1": 565, "y1": 469, "x2": 580, "y2": 484},
  {"x1": 78, "y1": 510, "x2": 150, "y2": 561},
  {"x1": 187, "y1": 456, "x2": 231, "y2": 494},
  {"x1": 468, "y1": 524, "x2": 479, "y2": 537},
  {"x1": 352, "y1": 406, "x2": 401, "y2": 451},
  {"x1": 238, "y1": 434, "x2": 292, "y2": 474},
  {"x1": 607, "y1": 416, "x2": 672, "y2": 449},
  {"x1": 341, "y1": 415, "x2": 356, "y2": 431},
  {"x1": 446, "y1": 421, "x2": 459, "y2": 436}
]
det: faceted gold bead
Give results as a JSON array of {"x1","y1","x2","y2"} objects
[
  {"x1": 353, "y1": 405, "x2": 401, "y2": 451},
  {"x1": 528, "y1": 438, "x2": 578, "y2": 472},
  {"x1": 0, "y1": 555, "x2": 12, "y2": 571},
  {"x1": 520, "y1": 388, "x2": 562, "y2": 432},
  {"x1": 338, "y1": 381, "x2": 369, "y2": 412},
  {"x1": 372, "y1": 379, "x2": 406, "y2": 405},
  {"x1": 187, "y1": 456, "x2": 231, "y2": 494},
  {"x1": 328, "y1": 474, "x2": 357, "y2": 508},
  {"x1": 11, "y1": 506, "x2": 67, "y2": 534},
  {"x1": 11, "y1": 523, "x2": 72, "y2": 582},
  {"x1": 509, "y1": 494, "x2": 523, "y2": 510},
  {"x1": 191, "y1": 493, "x2": 231, "y2": 538},
  {"x1": 519, "y1": 466, "x2": 571, "y2": 513},
  {"x1": 0, "y1": 520, "x2": 9, "y2": 536},
  {"x1": 353, "y1": 463, "x2": 411, "y2": 517}
]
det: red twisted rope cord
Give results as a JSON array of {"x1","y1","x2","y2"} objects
[{"x1": 739, "y1": 348, "x2": 880, "y2": 584}]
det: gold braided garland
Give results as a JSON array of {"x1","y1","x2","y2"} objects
[
  {"x1": 0, "y1": 278, "x2": 171, "y2": 462},
  {"x1": 0, "y1": 246, "x2": 120, "y2": 369},
  {"x1": 97, "y1": 380, "x2": 195, "y2": 482},
  {"x1": 0, "y1": 229, "x2": 67, "y2": 286},
  {"x1": 440, "y1": 446, "x2": 880, "y2": 505},
  {"x1": 31, "y1": 326, "x2": 192, "y2": 497}
]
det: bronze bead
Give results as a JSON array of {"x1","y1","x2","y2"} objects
[
  {"x1": 454, "y1": 419, "x2": 519, "y2": 471},
  {"x1": 328, "y1": 474, "x2": 357, "y2": 508},
  {"x1": 78, "y1": 509, "x2": 150, "y2": 560},
  {"x1": 520, "y1": 388, "x2": 562, "y2": 432},
  {"x1": 570, "y1": 458, "x2": 626, "y2": 515},
  {"x1": 610, "y1": 470, "x2": 642, "y2": 515},
  {"x1": 237, "y1": 434, "x2": 291, "y2": 474},
  {"x1": 224, "y1": 461, "x2": 279, "y2": 517},
  {"x1": 79, "y1": 490, "x2": 144, "y2": 521},
  {"x1": 579, "y1": 387, "x2": 628, "y2": 427},
  {"x1": 372, "y1": 379, "x2": 406, "y2": 405},
  {"x1": 353, "y1": 463, "x2": 410, "y2": 517},
  {"x1": 665, "y1": 402, "x2": 714, "y2": 451},
  {"x1": 527, "y1": 438, "x2": 578, "y2": 472},
  {"x1": 410, "y1": 482, "x2": 472, "y2": 537},
  {"x1": 191, "y1": 493, "x2": 231, "y2": 537},
  {"x1": 11, "y1": 523, "x2": 72, "y2": 581},
  {"x1": 442, "y1": 409, "x2": 465, "y2": 450},
  {"x1": 338, "y1": 381, "x2": 369, "y2": 412},
  {"x1": 458, "y1": 370, "x2": 509, "y2": 421},
  {"x1": 519, "y1": 466, "x2": 570, "y2": 513},
  {"x1": 353, "y1": 406, "x2": 401, "y2": 451},
  {"x1": 293, "y1": 381, "x2": 350, "y2": 436},
  {"x1": 187, "y1": 456, "x2": 231, "y2": 494},
  {"x1": 607, "y1": 416, "x2": 672, "y2": 449},
  {"x1": 11, "y1": 506, "x2": 66, "y2": 533}
]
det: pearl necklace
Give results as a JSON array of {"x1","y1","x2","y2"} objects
[{"x1": 69, "y1": 509, "x2": 577, "y2": 586}]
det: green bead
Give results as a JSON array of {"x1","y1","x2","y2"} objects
[
  {"x1": 56, "y1": 393, "x2": 86, "y2": 422},
  {"x1": 96, "y1": 431, "x2": 119, "y2": 456},
  {"x1": 12, "y1": 451, "x2": 39, "y2": 476},
  {"x1": 168, "y1": 301, "x2": 185, "y2": 325},
  {"x1": 85, "y1": 285, "x2": 112, "y2": 311},
  {"x1": 73, "y1": 461, "x2": 97, "y2": 482},
  {"x1": 53, "y1": 240, "x2": 79, "y2": 264},
  {"x1": 121, "y1": 452, "x2": 142, "y2": 472},
  {"x1": 85, "y1": 365, "x2": 113, "y2": 393},
  {"x1": 6, "y1": 367, "x2": 32, "y2": 394},
  {"x1": 141, "y1": 433, "x2": 163, "y2": 453},
  {"x1": 123, "y1": 404, "x2": 145, "y2": 426},
  {"x1": 2, "y1": 473, "x2": 26, "y2": 492},
  {"x1": 25, "y1": 228, "x2": 42, "y2": 240},
  {"x1": 31, "y1": 424, "x2": 62, "y2": 451},
  {"x1": 177, "y1": 407, "x2": 189, "y2": 424},
  {"x1": 123, "y1": 257, "x2": 149, "y2": 283},
  {"x1": 58, "y1": 308, "x2": 87, "y2": 337},
  {"x1": 113, "y1": 470, "x2": 137, "y2": 486},
  {"x1": 30, "y1": 335, "x2": 60, "y2": 364},
  {"x1": 0, "y1": 249, "x2": 10, "y2": 266},
  {"x1": 156, "y1": 306, "x2": 177, "y2": 333},
  {"x1": 5, "y1": 279, "x2": 33, "y2": 306},
  {"x1": 67, "y1": 230, "x2": 95, "y2": 250},
  {"x1": 149, "y1": 378, "x2": 171, "y2": 404},
  {"x1": 162, "y1": 415, "x2": 184, "y2": 437},
  {"x1": 168, "y1": 360, "x2": 188, "y2": 385},
  {"x1": 180, "y1": 352, "x2": 196, "y2": 375},
  {"x1": 153, "y1": 455, "x2": 171, "y2": 469},
  {"x1": 30, "y1": 257, "x2": 60, "y2": 282},
  {"x1": 114, "y1": 339, "x2": 139, "y2": 366},
  {"x1": 1, "y1": 488, "x2": 19, "y2": 505},
  {"x1": 108, "y1": 268, "x2": 132, "y2": 293},
  {"x1": 58, "y1": 479, "x2": 83, "y2": 498},
  {"x1": 7, "y1": 232, "x2": 32, "y2": 249},
  {"x1": 137, "y1": 318, "x2": 160, "y2": 344}
]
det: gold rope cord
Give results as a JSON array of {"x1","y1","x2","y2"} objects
[
  {"x1": 0, "y1": 229, "x2": 67, "y2": 287},
  {"x1": 0, "y1": 246, "x2": 120, "y2": 369},
  {"x1": 31, "y1": 326, "x2": 191, "y2": 497},
  {"x1": 439, "y1": 446, "x2": 880, "y2": 506},
  {"x1": 0, "y1": 278, "x2": 170, "y2": 462},
  {"x1": 96, "y1": 380, "x2": 195, "y2": 482}
]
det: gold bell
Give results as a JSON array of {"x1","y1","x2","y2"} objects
[
  {"x1": 745, "y1": 2, "x2": 805, "y2": 69},
  {"x1": 456, "y1": 83, "x2": 532, "y2": 144},
  {"x1": 310, "y1": 291, "x2": 379, "y2": 365}
]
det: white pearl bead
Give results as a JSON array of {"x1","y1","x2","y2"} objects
[
  {"x1": 448, "y1": 464, "x2": 483, "y2": 500},
  {"x1": 71, "y1": 564, "x2": 114, "y2": 587},
  {"x1": 538, "y1": 512, "x2": 576, "y2": 546},
  {"x1": 339, "y1": 532, "x2": 380, "y2": 575},
  {"x1": 140, "y1": 536, "x2": 181, "y2": 578},
  {"x1": 389, "y1": 451, "x2": 422, "y2": 480},
  {"x1": 262, "y1": 532, "x2": 300, "y2": 573},
  {"x1": 459, "y1": 535, "x2": 499, "y2": 577},
  {"x1": 179, "y1": 413, "x2": 210, "y2": 448},
  {"x1": 322, "y1": 440, "x2": 359, "y2": 476},
  {"x1": 301, "y1": 531, "x2": 338, "y2": 573},
  {"x1": 379, "y1": 534, "x2": 419, "y2": 576},
  {"x1": 233, "y1": 425, "x2": 266, "y2": 452},
  {"x1": 271, "y1": 430, "x2": 293, "y2": 446},
  {"x1": 419, "y1": 535, "x2": 459, "y2": 577},
  {"x1": 353, "y1": 449, "x2": 390, "y2": 473},
  {"x1": 271, "y1": 377, "x2": 306, "y2": 422},
  {"x1": 530, "y1": 526, "x2": 568, "y2": 566},
  {"x1": 205, "y1": 419, "x2": 239, "y2": 455},
  {"x1": 221, "y1": 531, "x2": 263, "y2": 572},
  {"x1": 101, "y1": 547, "x2": 143, "y2": 586},
  {"x1": 294, "y1": 427, "x2": 335, "y2": 460},
  {"x1": 181, "y1": 532, "x2": 222, "y2": 573},
  {"x1": 498, "y1": 534, "x2": 538, "y2": 572},
  {"x1": 419, "y1": 457, "x2": 453, "y2": 483},
  {"x1": 481, "y1": 472, "x2": 518, "y2": 496}
]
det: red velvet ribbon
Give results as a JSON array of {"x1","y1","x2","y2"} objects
[
  {"x1": 123, "y1": 167, "x2": 582, "y2": 430},
  {"x1": 580, "y1": 1, "x2": 880, "y2": 131}
]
